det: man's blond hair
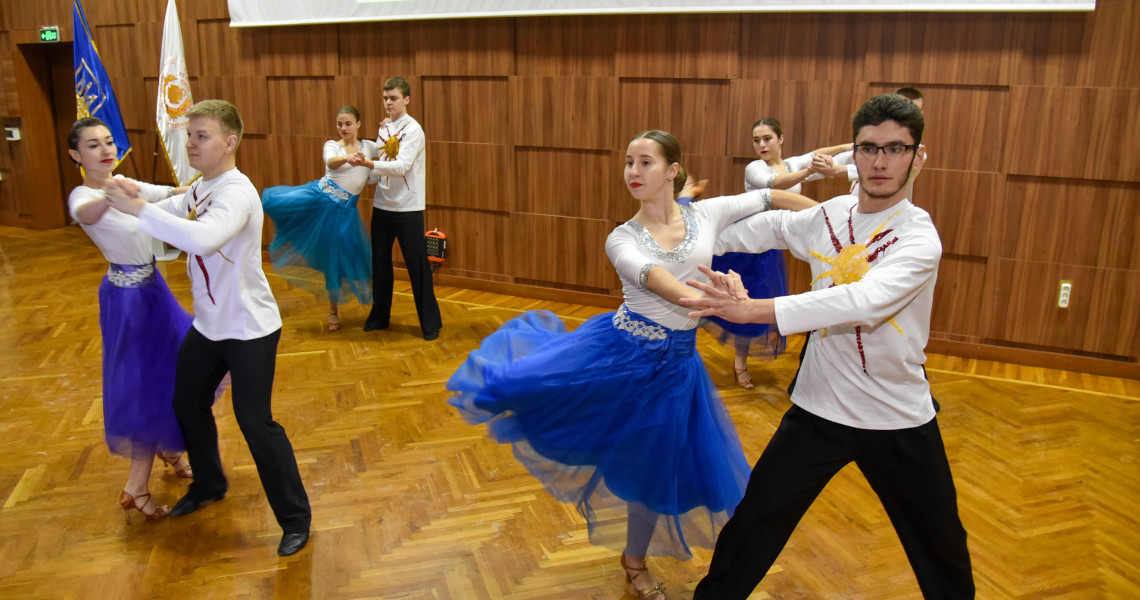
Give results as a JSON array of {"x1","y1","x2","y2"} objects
[{"x1": 186, "y1": 99, "x2": 244, "y2": 145}]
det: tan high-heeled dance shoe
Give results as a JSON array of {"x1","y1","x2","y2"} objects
[
  {"x1": 157, "y1": 452, "x2": 193, "y2": 478},
  {"x1": 620, "y1": 554, "x2": 667, "y2": 600},
  {"x1": 118, "y1": 491, "x2": 170, "y2": 524},
  {"x1": 734, "y1": 363, "x2": 755, "y2": 390}
]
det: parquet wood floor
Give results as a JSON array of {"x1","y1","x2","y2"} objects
[{"x1": 0, "y1": 224, "x2": 1137, "y2": 599}]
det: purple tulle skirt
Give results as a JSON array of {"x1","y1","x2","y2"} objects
[
  {"x1": 98, "y1": 264, "x2": 191, "y2": 456},
  {"x1": 448, "y1": 307, "x2": 750, "y2": 559},
  {"x1": 703, "y1": 249, "x2": 789, "y2": 359}
]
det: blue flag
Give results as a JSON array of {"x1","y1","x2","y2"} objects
[{"x1": 73, "y1": 0, "x2": 131, "y2": 162}]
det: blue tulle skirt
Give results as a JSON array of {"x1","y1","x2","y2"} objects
[
  {"x1": 262, "y1": 177, "x2": 372, "y2": 305},
  {"x1": 448, "y1": 307, "x2": 750, "y2": 559},
  {"x1": 98, "y1": 265, "x2": 191, "y2": 456},
  {"x1": 703, "y1": 249, "x2": 789, "y2": 358}
]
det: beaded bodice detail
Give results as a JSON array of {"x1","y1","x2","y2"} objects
[{"x1": 624, "y1": 204, "x2": 698, "y2": 263}]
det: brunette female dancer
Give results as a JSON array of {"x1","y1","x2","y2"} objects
[
  {"x1": 66, "y1": 117, "x2": 192, "y2": 522},
  {"x1": 707, "y1": 117, "x2": 847, "y2": 389},
  {"x1": 448, "y1": 130, "x2": 812, "y2": 599},
  {"x1": 261, "y1": 105, "x2": 375, "y2": 330}
]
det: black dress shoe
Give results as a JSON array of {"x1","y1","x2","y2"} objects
[
  {"x1": 277, "y1": 531, "x2": 309, "y2": 556},
  {"x1": 169, "y1": 492, "x2": 225, "y2": 517},
  {"x1": 423, "y1": 330, "x2": 440, "y2": 341},
  {"x1": 363, "y1": 321, "x2": 388, "y2": 332}
]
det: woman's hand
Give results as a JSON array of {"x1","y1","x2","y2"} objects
[
  {"x1": 681, "y1": 264, "x2": 775, "y2": 323},
  {"x1": 103, "y1": 178, "x2": 146, "y2": 216}
]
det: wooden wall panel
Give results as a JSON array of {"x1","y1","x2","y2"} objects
[
  {"x1": 514, "y1": 147, "x2": 624, "y2": 221},
  {"x1": 516, "y1": 16, "x2": 616, "y2": 77},
  {"x1": 421, "y1": 77, "x2": 510, "y2": 145},
  {"x1": 1010, "y1": 0, "x2": 1139, "y2": 89},
  {"x1": 616, "y1": 15, "x2": 739, "y2": 79},
  {"x1": 266, "y1": 77, "x2": 338, "y2": 138},
  {"x1": 512, "y1": 77, "x2": 619, "y2": 151},
  {"x1": 83, "y1": 1, "x2": 138, "y2": 26},
  {"x1": 913, "y1": 170, "x2": 999, "y2": 258},
  {"x1": 996, "y1": 177, "x2": 1139, "y2": 271},
  {"x1": 192, "y1": 76, "x2": 270, "y2": 136},
  {"x1": 336, "y1": 23, "x2": 416, "y2": 78},
  {"x1": 739, "y1": 13, "x2": 866, "y2": 82},
  {"x1": 181, "y1": 0, "x2": 231, "y2": 22},
  {"x1": 930, "y1": 254, "x2": 988, "y2": 341},
  {"x1": 728, "y1": 79, "x2": 864, "y2": 159},
  {"x1": 508, "y1": 213, "x2": 617, "y2": 291},
  {"x1": 618, "y1": 79, "x2": 730, "y2": 158},
  {"x1": 195, "y1": 19, "x2": 258, "y2": 78},
  {"x1": 4, "y1": 0, "x2": 69, "y2": 31},
  {"x1": 688, "y1": 154, "x2": 745, "y2": 201},
  {"x1": 421, "y1": 206, "x2": 511, "y2": 278},
  {"x1": 902, "y1": 85, "x2": 1006, "y2": 174},
  {"x1": 0, "y1": 31, "x2": 18, "y2": 116},
  {"x1": 984, "y1": 259, "x2": 1140, "y2": 359},
  {"x1": 92, "y1": 24, "x2": 147, "y2": 130},
  {"x1": 413, "y1": 19, "x2": 514, "y2": 77},
  {"x1": 862, "y1": 13, "x2": 1014, "y2": 86},
  {"x1": 257, "y1": 134, "x2": 327, "y2": 190},
  {"x1": 427, "y1": 141, "x2": 511, "y2": 212},
  {"x1": 244, "y1": 25, "x2": 339, "y2": 77},
  {"x1": 1005, "y1": 86, "x2": 1140, "y2": 183}
]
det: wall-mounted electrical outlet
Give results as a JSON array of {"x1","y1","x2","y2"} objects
[{"x1": 1058, "y1": 280, "x2": 1072, "y2": 309}]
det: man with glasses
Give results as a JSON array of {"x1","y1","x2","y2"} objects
[{"x1": 682, "y1": 94, "x2": 974, "y2": 599}]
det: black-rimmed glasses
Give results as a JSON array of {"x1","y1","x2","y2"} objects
[{"x1": 854, "y1": 143, "x2": 918, "y2": 159}]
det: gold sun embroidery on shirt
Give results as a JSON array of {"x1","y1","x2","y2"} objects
[
  {"x1": 807, "y1": 204, "x2": 905, "y2": 374},
  {"x1": 377, "y1": 122, "x2": 410, "y2": 189}
]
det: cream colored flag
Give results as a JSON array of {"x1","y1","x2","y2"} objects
[{"x1": 156, "y1": 0, "x2": 197, "y2": 186}]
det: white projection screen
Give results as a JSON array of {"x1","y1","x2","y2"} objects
[{"x1": 228, "y1": 0, "x2": 1095, "y2": 27}]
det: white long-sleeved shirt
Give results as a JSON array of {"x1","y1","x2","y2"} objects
[
  {"x1": 324, "y1": 139, "x2": 378, "y2": 195},
  {"x1": 370, "y1": 113, "x2": 426, "y2": 212},
  {"x1": 743, "y1": 152, "x2": 822, "y2": 194},
  {"x1": 715, "y1": 195, "x2": 941, "y2": 430},
  {"x1": 606, "y1": 190, "x2": 771, "y2": 331},
  {"x1": 69, "y1": 176, "x2": 172, "y2": 265},
  {"x1": 137, "y1": 168, "x2": 282, "y2": 341}
]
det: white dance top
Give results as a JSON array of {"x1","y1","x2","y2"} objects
[
  {"x1": 69, "y1": 176, "x2": 172, "y2": 265},
  {"x1": 744, "y1": 152, "x2": 821, "y2": 195},
  {"x1": 323, "y1": 139, "x2": 378, "y2": 195},
  {"x1": 370, "y1": 113, "x2": 426, "y2": 212},
  {"x1": 137, "y1": 168, "x2": 282, "y2": 341},
  {"x1": 716, "y1": 195, "x2": 941, "y2": 430},
  {"x1": 607, "y1": 190, "x2": 772, "y2": 331}
]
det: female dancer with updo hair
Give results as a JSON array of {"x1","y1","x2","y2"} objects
[
  {"x1": 66, "y1": 117, "x2": 192, "y2": 522},
  {"x1": 448, "y1": 130, "x2": 812, "y2": 599},
  {"x1": 262, "y1": 105, "x2": 376, "y2": 330},
  {"x1": 707, "y1": 117, "x2": 848, "y2": 389}
]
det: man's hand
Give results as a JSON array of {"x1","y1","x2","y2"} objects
[
  {"x1": 680, "y1": 264, "x2": 775, "y2": 323},
  {"x1": 103, "y1": 178, "x2": 147, "y2": 216}
]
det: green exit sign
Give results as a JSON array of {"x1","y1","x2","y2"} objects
[{"x1": 40, "y1": 26, "x2": 60, "y2": 43}]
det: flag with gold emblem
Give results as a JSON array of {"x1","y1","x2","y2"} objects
[
  {"x1": 156, "y1": 0, "x2": 197, "y2": 185},
  {"x1": 73, "y1": 0, "x2": 130, "y2": 163}
]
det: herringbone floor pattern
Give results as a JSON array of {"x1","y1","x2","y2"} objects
[{"x1": 0, "y1": 225, "x2": 1137, "y2": 599}]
